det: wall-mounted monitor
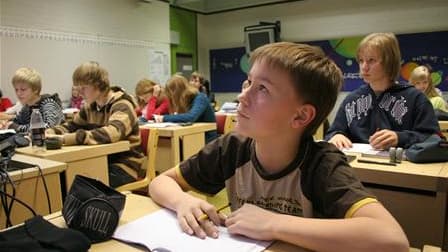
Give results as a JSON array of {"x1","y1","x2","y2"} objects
[
  {"x1": 245, "y1": 28, "x2": 275, "y2": 55},
  {"x1": 244, "y1": 21, "x2": 280, "y2": 55}
]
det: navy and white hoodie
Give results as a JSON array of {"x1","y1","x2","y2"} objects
[
  {"x1": 325, "y1": 82, "x2": 439, "y2": 148},
  {"x1": 10, "y1": 93, "x2": 64, "y2": 133}
]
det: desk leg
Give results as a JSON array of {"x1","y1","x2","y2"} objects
[
  {"x1": 171, "y1": 136, "x2": 180, "y2": 165},
  {"x1": 64, "y1": 156, "x2": 109, "y2": 191}
]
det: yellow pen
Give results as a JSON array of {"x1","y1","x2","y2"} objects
[{"x1": 198, "y1": 203, "x2": 230, "y2": 221}]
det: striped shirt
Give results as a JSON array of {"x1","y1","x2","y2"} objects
[
  {"x1": 10, "y1": 93, "x2": 64, "y2": 133},
  {"x1": 47, "y1": 88, "x2": 145, "y2": 178}
]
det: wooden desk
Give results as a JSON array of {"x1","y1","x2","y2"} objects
[
  {"x1": 15, "y1": 141, "x2": 130, "y2": 191},
  {"x1": 0, "y1": 154, "x2": 66, "y2": 228},
  {"x1": 140, "y1": 123, "x2": 216, "y2": 173},
  {"x1": 45, "y1": 193, "x2": 311, "y2": 252},
  {"x1": 350, "y1": 156, "x2": 448, "y2": 249}
]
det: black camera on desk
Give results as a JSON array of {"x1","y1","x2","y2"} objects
[{"x1": 0, "y1": 132, "x2": 29, "y2": 160}]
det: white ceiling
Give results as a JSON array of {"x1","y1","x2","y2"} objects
[{"x1": 167, "y1": 0, "x2": 304, "y2": 14}]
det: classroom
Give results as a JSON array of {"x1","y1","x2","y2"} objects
[{"x1": 1, "y1": 0, "x2": 448, "y2": 251}]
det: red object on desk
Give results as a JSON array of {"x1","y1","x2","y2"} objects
[
  {"x1": 140, "y1": 128, "x2": 150, "y2": 154},
  {"x1": 215, "y1": 114, "x2": 227, "y2": 135}
]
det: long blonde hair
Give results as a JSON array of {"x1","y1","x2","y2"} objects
[
  {"x1": 409, "y1": 66, "x2": 439, "y2": 98},
  {"x1": 165, "y1": 75, "x2": 198, "y2": 114}
]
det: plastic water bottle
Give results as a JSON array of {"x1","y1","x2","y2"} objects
[{"x1": 30, "y1": 108, "x2": 46, "y2": 152}]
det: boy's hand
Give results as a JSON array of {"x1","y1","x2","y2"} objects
[
  {"x1": 369, "y1": 129, "x2": 398, "y2": 150},
  {"x1": 328, "y1": 134, "x2": 353, "y2": 149},
  {"x1": 176, "y1": 195, "x2": 225, "y2": 239},
  {"x1": 225, "y1": 203, "x2": 275, "y2": 241}
]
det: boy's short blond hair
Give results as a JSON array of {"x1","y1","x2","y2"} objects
[
  {"x1": 356, "y1": 33, "x2": 401, "y2": 82},
  {"x1": 250, "y1": 42, "x2": 343, "y2": 136},
  {"x1": 11, "y1": 67, "x2": 42, "y2": 94},
  {"x1": 72, "y1": 61, "x2": 110, "y2": 92}
]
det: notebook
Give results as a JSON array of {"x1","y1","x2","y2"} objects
[
  {"x1": 113, "y1": 208, "x2": 272, "y2": 252},
  {"x1": 342, "y1": 143, "x2": 390, "y2": 159}
]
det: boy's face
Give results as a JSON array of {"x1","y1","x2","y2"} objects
[
  {"x1": 14, "y1": 82, "x2": 38, "y2": 105},
  {"x1": 358, "y1": 47, "x2": 388, "y2": 85},
  {"x1": 78, "y1": 84, "x2": 100, "y2": 104},
  {"x1": 236, "y1": 60, "x2": 302, "y2": 139}
]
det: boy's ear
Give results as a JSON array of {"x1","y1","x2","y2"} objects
[{"x1": 291, "y1": 104, "x2": 316, "y2": 129}]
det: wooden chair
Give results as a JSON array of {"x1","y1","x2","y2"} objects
[
  {"x1": 313, "y1": 123, "x2": 324, "y2": 140},
  {"x1": 223, "y1": 114, "x2": 237, "y2": 134},
  {"x1": 438, "y1": 120, "x2": 448, "y2": 139},
  {"x1": 116, "y1": 128, "x2": 159, "y2": 192},
  {"x1": 215, "y1": 113, "x2": 237, "y2": 135}
]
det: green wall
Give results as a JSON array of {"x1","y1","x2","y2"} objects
[{"x1": 170, "y1": 7, "x2": 197, "y2": 75}]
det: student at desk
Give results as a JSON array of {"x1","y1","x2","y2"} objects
[
  {"x1": 149, "y1": 42, "x2": 408, "y2": 252},
  {"x1": 325, "y1": 32, "x2": 439, "y2": 150},
  {"x1": 409, "y1": 65, "x2": 448, "y2": 113},
  {"x1": 135, "y1": 78, "x2": 169, "y2": 121},
  {"x1": 46, "y1": 61, "x2": 144, "y2": 188},
  {"x1": 153, "y1": 75, "x2": 218, "y2": 143},
  {"x1": 1, "y1": 67, "x2": 64, "y2": 132}
]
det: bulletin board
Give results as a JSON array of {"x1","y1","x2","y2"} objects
[
  {"x1": 209, "y1": 47, "x2": 249, "y2": 92},
  {"x1": 210, "y1": 30, "x2": 448, "y2": 92}
]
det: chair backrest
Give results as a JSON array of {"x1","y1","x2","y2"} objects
[
  {"x1": 313, "y1": 123, "x2": 324, "y2": 140},
  {"x1": 116, "y1": 128, "x2": 159, "y2": 192},
  {"x1": 215, "y1": 113, "x2": 227, "y2": 135},
  {"x1": 439, "y1": 120, "x2": 448, "y2": 139},
  {"x1": 224, "y1": 114, "x2": 237, "y2": 134}
]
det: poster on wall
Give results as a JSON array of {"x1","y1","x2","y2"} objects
[
  {"x1": 209, "y1": 47, "x2": 249, "y2": 92},
  {"x1": 210, "y1": 30, "x2": 448, "y2": 92},
  {"x1": 149, "y1": 48, "x2": 170, "y2": 86}
]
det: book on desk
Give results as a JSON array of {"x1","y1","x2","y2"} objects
[
  {"x1": 342, "y1": 143, "x2": 390, "y2": 160},
  {"x1": 113, "y1": 208, "x2": 271, "y2": 252}
]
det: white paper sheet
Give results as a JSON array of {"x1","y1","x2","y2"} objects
[
  {"x1": 143, "y1": 122, "x2": 179, "y2": 128},
  {"x1": 113, "y1": 209, "x2": 272, "y2": 252}
]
